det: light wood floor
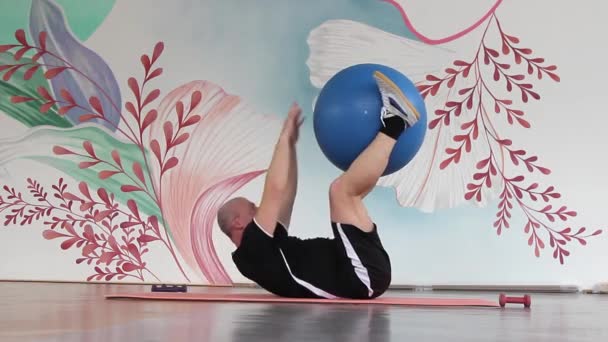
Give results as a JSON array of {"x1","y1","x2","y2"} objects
[{"x1": 0, "y1": 281, "x2": 606, "y2": 341}]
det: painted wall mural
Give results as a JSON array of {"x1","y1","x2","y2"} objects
[
  {"x1": 0, "y1": 0, "x2": 281, "y2": 284},
  {"x1": 0, "y1": 0, "x2": 605, "y2": 286},
  {"x1": 307, "y1": 10, "x2": 602, "y2": 263}
]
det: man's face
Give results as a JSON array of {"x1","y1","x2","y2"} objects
[
  {"x1": 232, "y1": 197, "x2": 257, "y2": 229},
  {"x1": 226, "y1": 197, "x2": 257, "y2": 246}
]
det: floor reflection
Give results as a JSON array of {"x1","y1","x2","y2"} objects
[
  {"x1": 227, "y1": 304, "x2": 390, "y2": 342},
  {"x1": 2, "y1": 283, "x2": 607, "y2": 342}
]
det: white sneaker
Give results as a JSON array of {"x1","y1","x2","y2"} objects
[{"x1": 373, "y1": 70, "x2": 420, "y2": 128}]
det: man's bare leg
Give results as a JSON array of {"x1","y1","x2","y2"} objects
[{"x1": 329, "y1": 71, "x2": 420, "y2": 232}]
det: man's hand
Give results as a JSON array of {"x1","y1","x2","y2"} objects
[{"x1": 280, "y1": 102, "x2": 304, "y2": 145}]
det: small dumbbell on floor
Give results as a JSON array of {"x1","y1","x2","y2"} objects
[{"x1": 499, "y1": 293, "x2": 531, "y2": 308}]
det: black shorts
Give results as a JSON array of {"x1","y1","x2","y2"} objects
[{"x1": 232, "y1": 219, "x2": 392, "y2": 299}]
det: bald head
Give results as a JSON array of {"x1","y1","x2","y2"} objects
[{"x1": 217, "y1": 197, "x2": 256, "y2": 238}]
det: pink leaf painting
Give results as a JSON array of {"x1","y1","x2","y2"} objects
[
  {"x1": 190, "y1": 171, "x2": 266, "y2": 284},
  {"x1": 145, "y1": 80, "x2": 282, "y2": 284}
]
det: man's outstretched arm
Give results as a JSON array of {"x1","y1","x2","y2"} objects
[
  {"x1": 278, "y1": 141, "x2": 298, "y2": 228},
  {"x1": 255, "y1": 103, "x2": 303, "y2": 235}
]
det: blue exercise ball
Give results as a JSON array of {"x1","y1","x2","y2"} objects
[{"x1": 313, "y1": 63, "x2": 427, "y2": 176}]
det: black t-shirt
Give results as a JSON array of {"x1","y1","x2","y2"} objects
[{"x1": 231, "y1": 219, "x2": 339, "y2": 298}]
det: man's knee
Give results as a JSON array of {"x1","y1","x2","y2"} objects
[
  {"x1": 329, "y1": 177, "x2": 375, "y2": 231},
  {"x1": 329, "y1": 177, "x2": 354, "y2": 200}
]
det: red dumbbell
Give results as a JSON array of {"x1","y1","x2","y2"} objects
[{"x1": 499, "y1": 293, "x2": 531, "y2": 308}]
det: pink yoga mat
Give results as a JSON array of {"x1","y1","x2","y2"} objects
[{"x1": 105, "y1": 292, "x2": 499, "y2": 307}]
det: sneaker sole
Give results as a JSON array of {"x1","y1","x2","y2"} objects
[{"x1": 373, "y1": 71, "x2": 420, "y2": 121}]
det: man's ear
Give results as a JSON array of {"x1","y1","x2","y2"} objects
[
  {"x1": 232, "y1": 215, "x2": 244, "y2": 229},
  {"x1": 231, "y1": 221, "x2": 245, "y2": 238}
]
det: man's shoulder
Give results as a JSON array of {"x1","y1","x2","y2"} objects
[
  {"x1": 232, "y1": 220, "x2": 285, "y2": 267},
  {"x1": 246, "y1": 218, "x2": 292, "y2": 238},
  {"x1": 246, "y1": 218, "x2": 275, "y2": 238},
  {"x1": 235, "y1": 219, "x2": 280, "y2": 253}
]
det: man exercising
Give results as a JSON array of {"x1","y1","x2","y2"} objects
[{"x1": 217, "y1": 71, "x2": 419, "y2": 299}]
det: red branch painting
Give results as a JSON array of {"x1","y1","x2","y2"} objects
[
  {"x1": 417, "y1": 14, "x2": 602, "y2": 263},
  {"x1": 0, "y1": 178, "x2": 161, "y2": 281},
  {"x1": 0, "y1": 29, "x2": 204, "y2": 281}
]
